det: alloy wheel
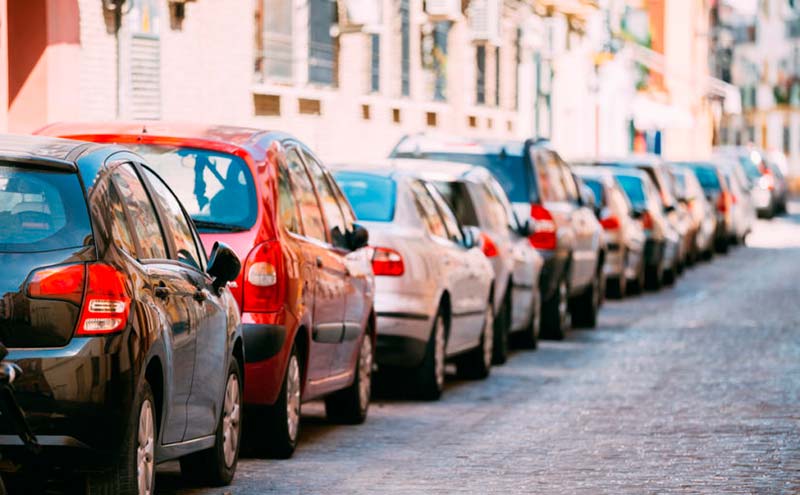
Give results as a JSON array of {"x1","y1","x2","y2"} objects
[
  {"x1": 358, "y1": 336, "x2": 373, "y2": 412},
  {"x1": 137, "y1": 399, "x2": 155, "y2": 495},
  {"x1": 434, "y1": 316, "x2": 446, "y2": 389},
  {"x1": 222, "y1": 372, "x2": 241, "y2": 468},
  {"x1": 286, "y1": 355, "x2": 301, "y2": 443},
  {"x1": 558, "y1": 280, "x2": 569, "y2": 329}
]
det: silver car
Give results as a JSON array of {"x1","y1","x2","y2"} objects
[
  {"x1": 667, "y1": 164, "x2": 717, "y2": 260},
  {"x1": 384, "y1": 159, "x2": 545, "y2": 360},
  {"x1": 712, "y1": 156, "x2": 757, "y2": 244},
  {"x1": 333, "y1": 166, "x2": 496, "y2": 400},
  {"x1": 573, "y1": 166, "x2": 646, "y2": 297},
  {"x1": 714, "y1": 146, "x2": 780, "y2": 218}
]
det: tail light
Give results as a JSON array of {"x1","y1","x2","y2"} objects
[
  {"x1": 479, "y1": 232, "x2": 499, "y2": 258},
  {"x1": 28, "y1": 263, "x2": 131, "y2": 336},
  {"x1": 243, "y1": 241, "x2": 285, "y2": 313},
  {"x1": 528, "y1": 204, "x2": 558, "y2": 250},
  {"x1": 716, "y1": 191, "x2": 732, "y2": 214},
  {"x1": 372, "y1": 247, "x2": 404, "y2": 276},
  {"x1": 600, "y1": 215, "x2": 621, "y2": 231},
  {"x1": 758, "y1": 174, "x2": 775, "y2": 191},
  {"x1": 641, "y1": 211, "x2": 654, "y2": 231}
]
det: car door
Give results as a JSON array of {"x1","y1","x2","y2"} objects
[
  {"x1": 300, "y1": 149, "x2": 358, "y2": 377},
  {"x1": 109, "y1": 162, "x2": 196, "y2": 445},
  {"x1": 140, "y1": 166, "x2": 229, "y2": 440},
  {"x1": 283, "y1": 145, "x2": 343, "y2": 385},
  {"x1": 554, "y1": 155, "x2": 595, "y2": 291}
]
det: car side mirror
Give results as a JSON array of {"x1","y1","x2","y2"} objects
[
  {"x1": 348, "y1": 224, "x2": 369, "y2": 251},
  {"x1": 461, "y1": 225, "x2": 482, "y2": 249},
  {"x1": 515, "y1": 218, "x2": 532, "y2": 237},
  {"x1": 207, "y1": 241, "x2": 242, "y2": 293},
  {"x1": 631, "y1": 208, "x2": 644, "y2": 220}
]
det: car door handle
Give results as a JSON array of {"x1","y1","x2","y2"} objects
[
  {"x1": 316, "y1": 256, "x2": 324, "y2": 268},
  {"x1": 154, "y1": 283, "x2": 170, "y2": 300},
  {"x1": 193, "y1": 290, "x2": 207, "y2": 303}
]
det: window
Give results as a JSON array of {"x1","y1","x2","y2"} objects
[
  {"x1": 476, "y1": 45, "x2": 486, "y2": 104},
  {"x1": 784, "y1": 125, "x2": 791, "y2": 154},
  {"x1": 480, "y1": 181, "x2": 512, "y2": 230},
  {"x1": 433, "y1": 181, "x2": 479, "y2": 227},
  {"x1": 106, "y1": 180, "x2": 137, "y2": 255},
  {"x1": 258, "y1": 0, "x2": 293, "y2": 80},
  {"x1": 400, "y1": 0, "x2": 410, "y2": 96},
  {"x1": 557, "y1": 158, "x2": 579, "y2": 202},
  {"x1": 495, "y1": 46, "x2": 501, "y2": 106},
  {"x1": 370, "y1": 33, "x2": 380, "y2": 93},
  {"x1": 409, "y1": 180, "x2": 447, "y2": 239},
  {"x1": 278, "y1": 163, "x2": 302, "y2": 234},
  {"x1": 486, "y1": 176, "x2": 518, "y2": 230},
  {"x1": 285, "y1": 148, "x2": 327, "y2": 242},
  {"x1": 336, "y1": 172, "x2": 397, "y2": 222},
  {"x1": 302, "y1": 151, "x2": 347, "y2": 248},
  {"x1": 615, "y1": 175, "x2": 646, "y2": 209},
  {"x1": 309, "y1": 0, "x2": 338, "y2": 86},
  {"x1": 142, "y1": 168, "x2": 203, "y2": 270},
  {"x1": 110, "y1": 164, "x2": 167, "y2": 260},
  {"x1": 428, "y1": 21, "x2": 450, "y2": 101},
  {"x1": 329, "y1": 177, "x2": 356, "y2": 232},
  {"x1": 427, "y1": 184, "x2": 464, "y2": 244},
  {"x1": 534, "y1": 150, "x2": 567, "y2": 202}
]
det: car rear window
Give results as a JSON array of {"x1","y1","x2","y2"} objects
[
  {"x1": 334, "y1": 171, "x2": 397, "y2": 222},
  {"x1": 433, "y1": 181, "x2": 479, "y2": 227},
  {"x1": 582, "y1": 178, "x2": 604, "y2": 205},
  {"x1": 615, "y1": 175, "x2": 647, "y2": 208},
  {"x1": 687, "y1": 165, "x2": 721, "y2": 192},
  {"x1": 129, "y1": 145, "x2": 257, "y2": 231},
  {"x1": 736, "y1": 155, "x2": 762, "y2": 180},
  {"x1": 394, "y1": 151, "x2": 534, "y2": 204},
  {"x1": 0, "y1": 163, "x2": 91, "y2": 252}
]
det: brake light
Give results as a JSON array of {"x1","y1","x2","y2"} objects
[
  {"x1": 641, "y1": 211, "x2": 654, "y2": 231},
  {"x1": 600, "y1": 215, "x2": 621, "y2": 231},
  {"x1": 28, "y1": 264, "x2": 85, "y2": 305},
  {"x1": 528, "y1": 204, "x2": 557, "y2": 250},
  {"x1": 716, "y1": 191, "x2": 732, "y2": 214},
  {"x1": 479, "y1": 232, "x2": 499, "y2": 258},
  {"x1": 372, "y1": 247, "x2": 404, "y2": 276},
  {"x1": 243, "y1": 241, "x2": 285, "y2": 313}
]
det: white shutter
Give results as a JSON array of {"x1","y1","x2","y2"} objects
[
  {"x1": 130, "y1": 34, "x2": 161, "y2": 120},
  {"x1": 468, "y1": 0, "x2": 501, "y2": 45},
  {"x1": 424, "y1": 0, "x2": 461, "y2": 20}
]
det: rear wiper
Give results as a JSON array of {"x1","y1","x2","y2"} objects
[{"x1": 192, "y1": 220, "x2": 247, "y2": 232}]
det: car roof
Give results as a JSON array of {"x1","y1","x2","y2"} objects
[
  {"x1": 332, "y1": 158, "x2": 492, "y2": 184},
  {"x1": 394, "y1": 132, "x2": 528, "y2": 156},
  {"x1": 590, "y1": 154, "x2": 665, "y2": 167},
  {"x1": 573, "y1": 166, "x2": 618, "y2": 185},
  {"x1": 0, "y1": 133, "x2": 91, "y2": 163}
]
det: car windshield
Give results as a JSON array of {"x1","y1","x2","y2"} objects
[
  {"x1": 672, "y1": 172, "x2": 687, "y2": 198},
  {"x1": 687, "y1": 165, "x2": 721, "y2": 193},
  {"x1": 0, "y1": 163, "x2": 92, "y2": 252},
  {"x1": 582, "y1": 178, "x2": 604, "y2": 205},
  {"x1": 615, "y1": 175, "x2": 647, "y2": 209},
  {"x1": 334, "y1": 171, "x2": 397, "y2": 222},
  {"x1": 394, "y1": 151, "x2": 534, "y2": 204},
  {"x1": 128, "y1": 145, "x2": 257, "y2": 231}
]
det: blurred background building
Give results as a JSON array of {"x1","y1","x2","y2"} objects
[{"x1": 0, "y1": 0, "x2": 745, "y2": 164}]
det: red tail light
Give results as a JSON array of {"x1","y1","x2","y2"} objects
[
  {"x1": 372, "y1": 247, "x2": 404, "y2": 276},
  {"x1": 29, "y1": 263, "x2": 131, "y2": 335},
  {"x1": 716, "y1": 192, "x2": 732, "y2": 214},
  {"x1": 243, "y1": 241, "x2": 285, "y2": 313},
  {"x1": 641, "y1": 211, "x2": 654, "y2": 231},
  {"x1": 479, "y1": 232, "x2": 499, "y2": 258},
  {"x1": 600, "y1": 215, "x2": 621, "y2": 231},
  {"x1": 529, "y1": 204, "x2": 558, "y2": 250}
]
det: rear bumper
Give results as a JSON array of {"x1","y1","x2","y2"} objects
[
  {"x1": 242, "y1": 323, "x2": 289, "y2": 406},
  {"x1": 375, "y1": 313, "x2": 432, "y2": 368}
]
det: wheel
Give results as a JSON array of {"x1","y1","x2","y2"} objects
[
  {"x1": 663, "y1": 266, "x2": 676, "y2": 286},
  {"x1": 645, "y1": 263, "x2": 663, "y2": 290},
  {"x1": 457, "y1": 302, "x2": 493, "y2": 380},
  {"x1": 492, "y1": 291, "x2": 511, "y2": 365},
  {"x1": 180, "y1": 358, "x2": 242, "y2": 486},
  {"x1": 325, "y1": 333, "x2": 373, "y2": 424},
  {"x1": 541, "y1": 278, "x2": 570, "y2": 340},
  {"x1": 87, "y1": 381, "x2": 156, "y2": 495},
  {"x1": 572, "y1": 272, "x2": 600, "y2": 329},
  {"x1": 252, "y1": 346, "x2": 302, "y2": 459},
  {"x1": 414, "y1": 309, "x2": 447, "y2": 400},
  {"x1": 627, "y1": 258, "x2": 645, "y2": 295},
  {"x1": 514, "y1": 292, "x2": 541, "y2": 350},
  {"x1": 715, "y1": 236, "x2": 729, "y2": 254},
  {"x1": 606, "y1": 276, "x2": 626, "y2": 299}
]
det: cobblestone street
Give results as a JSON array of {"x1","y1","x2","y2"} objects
[{"x1": 157, "y1": 207, "x2": 800, "y2": 495}]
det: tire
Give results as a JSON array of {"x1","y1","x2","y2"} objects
[
  {"x1": 645, "y1": 263, "x2": 663, "y2": 291},
  {"x1": 541, "y1": 277, "x2": 570, "y2": 340},
  {"x1": 180, "y1": 357, "x2": 242, "y2": 487},
  {"x1": 514, "y1": 293, "x2": 541, "y2": 350},
  {"x1": 492, "y1": 291, "x2": 511, "y2": 365},
  {"x1": 606, "y1": 276, "x2": 626, "y2": 299},
  {"x1": 663, "y1": 266, "x2": 676, "y2": 286},
  {"x1": 87, "y1": 381, "x2": 156, "y2": 495},
  {"x1": 627, "y1": 258, "x2": 645, "y2": 295},
  {"x1": 457, "y1": 302, "x2": 493, "y2": 380},
  {"x1": 325, "y1": 333, "x2": 373, "y2": 424},
  {"x1": 253, "y1": 346, "x2": 302, "y2": 459},
  {"x1": 715, "y1": 236, "x2": 729, "y2": 254},
  {"x1": 572, "y1": 272, "x2": 600, "y2": 329},
  {"x1": 414, "y1": 310, "x2": 447, "y2": 400}
]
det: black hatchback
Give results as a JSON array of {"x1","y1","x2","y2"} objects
[{"x1": 0, "y1": 135, "x2": 244, "y2": 494}]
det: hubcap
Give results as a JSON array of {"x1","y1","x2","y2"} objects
[
  {"x1": 434, "y1": 317, "x2": 446, "y2": 389},
  {"x1": 137, "y1": 399, "x2": 155, "y2": 495},
  {"x1": 222, "y1": 373, "x2": 241, "y2": 468},
  {"x1": 286, "y1": 355, "x2": 301, "y2": 442},
  {"x1": 482, "y1": 306, "x2": 494, "y2": 369},
  {"x1": 558, "y1": 280, "x2": 569, "y2": 327},
  {"x1": 358, "y1": 337, "x2": 373, "y2": 412}
]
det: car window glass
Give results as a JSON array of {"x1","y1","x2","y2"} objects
[
  {"x1": 328, "y1": 172, "x2": 356, "y2": 231},
  {"x1": 277, "y1": 162, "x2": 302, "y2": 234},
  {"x1": 427, "y1": 184, "x2": 464, "y2": 244},
  {"x1": 301, "y1": 150, "x2": 347, "y2": 248},
  {"x1": 478, "y1": 181, "x2": 510, "y2": 230},
  {"x1": 409, "y1": 180, "x2": 448, "y2": 239},
  {"x1": 110, "y1": 164, "x2": 167, "y2": 260},
  {"x1": 106, "y1": 179, "x2": 137, "y2": 255},
  {"x1": 486, "y1": 176, "x2": 518, "y2": 229},
  {"x1": 142, "y1": 167, "x2": 203, "y2": 270},
  {"x1": 557, "y1": 156, "x2": 579, "y2": 201},
  {"x1": 433, "y1": 181, "x2": 479, "y2": 227},
  {"x1": 535, "y1": 150, "x2": 566, "y2": 202},
  {"x1": 285, "y1": 148, "x2": 327, "y2": 242},
  {"x1": 335, "y1": 171, "x2": 397, "y2": 222}
]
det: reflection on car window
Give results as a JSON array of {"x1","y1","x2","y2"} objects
[
  {"x1": 105, "y1": 179, "x2": 137, "y2": 255},
  {"x1": 409, "y1": 180, "x2": 448, "y2": 239},
  {"x1": 427, "y1": 184, "x2": 464, "y2": 244},
  {"x1": 111, "y1": 164, "x2": 168, "y2": 260},
  {"x1": 535, "y1": 150, "x2": 567, "y2": 202},
  {"x1": 302, "y1": 151, "x2": 347, "y2": 249},
  {"x1": 433, "y1": 181, "x2": 479, "y2": 227},
  {"x1": 142, "y1": 168, "x2": 203, "y2": 270},
  {"x1": 129, "y1": 145, "x2": 257, "y2": 231},
  {"x1": 335, "y1": 172, "x2": 397, "y2": 223},
  {"x1": 285, "y1": 148, "x2": 327, "y2": 242},
  {"x1": 277, "y1": 163, "x2": 302, "y2": 234}
]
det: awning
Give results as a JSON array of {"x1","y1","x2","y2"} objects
[{"x1": 631, "y1": 93, "x2": 695, "y2": 131}]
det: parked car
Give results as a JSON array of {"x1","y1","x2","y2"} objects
[
  {"x1": 573, "y1": 166, "x2": 646, "y2": 297},
  {"x1": 332, "y1": 165, "x2": 496, "y2": 399},
  {"x1": 766, "y1": 159, "x2": 789, "y2": 214},
  {"x1": 711, "y1": 157, "x2": 756, "y2": 244},
  {"x1": 714, "y1": 146, "x2": 780, "y2": 218},
  {"x1": 40, "y1": 123, "x2": 376, "y2": 459},
  {"x1": 666, "y1": 164, "x2": 717, "y2": 260},
  {"x1": 611, "y1": 168, "x2": 679, "y2": 290},
  {"x1": 676, "y1": 161, "x2": 733, "y2": 253},
  {"x1": 391, "y1": 134, "x2": 606, "y2": 338},
  {"x1": 0, "y1": 134, "x2": 245, "y2": 494}
]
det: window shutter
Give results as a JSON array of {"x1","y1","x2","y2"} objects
[{"x1": 130, "y1": 34, "x2": 161, "y2": 120}]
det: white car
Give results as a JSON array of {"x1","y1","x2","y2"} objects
[
  {"x1": 713, "y1": 156, "x2": 757, "y2": 243},
  {"x1": 333, "y1": 166, "x2": 496, "y2": 400}
]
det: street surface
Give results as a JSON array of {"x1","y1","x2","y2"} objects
[{"x1": 158, "y1": 206, "x2": 800, "y2": 494}]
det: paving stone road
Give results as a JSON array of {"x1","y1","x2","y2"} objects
[{"x1": 157, "y1": 206, "x2": 800, "y2": 495}]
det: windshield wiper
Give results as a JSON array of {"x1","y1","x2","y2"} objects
[{"x1": 192, "y1": 220, "x2": 248, "y2": 232}]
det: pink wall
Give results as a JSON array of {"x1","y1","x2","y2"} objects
[{"x1": 0, "y1": 0, "x2": 8, "y2": 132}]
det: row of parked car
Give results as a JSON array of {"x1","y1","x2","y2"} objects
[{"x1": 0, "y1": 124, "x2": 782, "y2": 494}]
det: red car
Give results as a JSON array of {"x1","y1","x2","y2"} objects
[{"x1": 40, "y1": 123, "x2": 376, "y2": 458}]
